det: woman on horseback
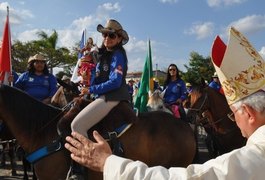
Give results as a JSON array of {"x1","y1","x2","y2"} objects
[
  {"x1": 162, "y1": 64, "x2": 187, "y2": 119},
  {"x1": 71, "y1": 19, "x2": 130, "y2": 138}
]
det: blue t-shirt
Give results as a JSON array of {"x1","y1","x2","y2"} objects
[
  {"x1": 15, "y1": 72, "x2": 58, "y2": 101},
  {"x1": 209, "y1": 81, "x2": 221, "y2": 91},
  {"x1": 163, "y1": 79, "x2": 187, "y2": 105}
]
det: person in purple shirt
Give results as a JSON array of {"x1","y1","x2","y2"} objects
[{"x1": 15, "y1": 54, "x2": 57, "y2": 104}]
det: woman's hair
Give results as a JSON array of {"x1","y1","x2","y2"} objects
[
  {"x1": 233, "y1": 91, "x2": 265, "y2": 114},
  {"x1": 164, "y1": 64, "x2": 180, "y2": 87},
  {"x1": 27, "y1": 61, "x2": 49, "y2": 75}
]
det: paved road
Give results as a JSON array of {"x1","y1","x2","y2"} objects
[{"x1": 0, "y1": 160, "x2": 34, "y2": 180}]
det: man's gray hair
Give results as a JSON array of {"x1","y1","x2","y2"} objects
[{"x1": 232, "y1": 91, "x2": 265, "y2": 113}]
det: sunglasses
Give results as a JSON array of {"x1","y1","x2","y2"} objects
[
  {"x1": 34, "y1": 60, "x2": 45, "y2": 64},
  {"x1": 102, "y1": 33, "x2": 118, "y2": 39},
  {"x1": 169, "y1": 68, "x2": 176, "y2": 72}
]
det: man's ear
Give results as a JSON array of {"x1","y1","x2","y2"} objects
[{"x1": 242, "y1": 104, "x2": 256, "y2": 124}]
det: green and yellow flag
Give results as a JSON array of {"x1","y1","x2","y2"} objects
[{"x1": 134, "y1": 40, "x2": 154, "y2": 113}]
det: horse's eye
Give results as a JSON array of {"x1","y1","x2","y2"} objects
[{"x1": 158, "y1": 105, "x2": 163, "y2": 109}]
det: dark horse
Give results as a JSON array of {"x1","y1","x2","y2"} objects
[
  {"x1": 0, "y1": 84, "x2": 196, "y2": 180},
  {"x1": 187, "y1": 86, "x2": 246, "y2": 157}
]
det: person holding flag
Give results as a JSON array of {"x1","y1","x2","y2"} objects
[{"x1": 14, "y1": 54, "x2": 58, "y2": 104}]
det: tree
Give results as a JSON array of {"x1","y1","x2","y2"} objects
[
  {"x1": 182, "y1": 51, "x2": 215, "y2": 85},
  {"x1": 11, "y1": 30, "x2": 78, "y2": 75},
  {"x1": 34, "y1": 30, "x2": 77, "y2": 73}
]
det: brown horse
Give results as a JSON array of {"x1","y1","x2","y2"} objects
[
  {"x1": 0, "y1": 84, "x2": 196, "y2": 180},
  {"x1": 187, "y1": 86, "x2": 246, "y2": 157}
]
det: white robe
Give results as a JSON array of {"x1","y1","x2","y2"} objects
[{"x1": 103, "y1": 125, "x2": 265, "y2": 180}]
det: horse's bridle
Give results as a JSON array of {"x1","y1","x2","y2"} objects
[
  {"x1": 188, "y1": 91, "x2": 231, "y2": 134},
  {"x1": 188, "y1": 92, "x2": 220, "y2": 132}
]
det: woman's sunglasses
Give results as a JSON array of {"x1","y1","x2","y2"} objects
[
  {"x1": 169, "y1": 68, "x2": 176, "y2": 72},
  {"x1": 102, "y1": 33, "x2": 118, "y2": 39}
]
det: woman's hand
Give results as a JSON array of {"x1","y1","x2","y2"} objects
[
  {"x1": 176, "y1": 98, "x2": 182, "y2": 105},
  {"x1": 80, "y1": 87, "x2": 90, "y2": 96},
  {"x1": 65, "y1": 131, "x2": 112, "y2": 172}
]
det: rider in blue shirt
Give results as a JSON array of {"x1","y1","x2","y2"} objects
[
  {"x1": 209, "y1": 72, "x2": 222, "y2": 92},
  {"x1": 70, "y1": 19, "x2": 130, "y2": 138},
  {"x1": 163, "y1": 64, "x2": 187, "y2": 105},
  {"x1": 15, "y1": 54, "x2": 57, "y2": 104},
  {"x1": 163, "y1": 64, "x2": 187, "y2": 120}
]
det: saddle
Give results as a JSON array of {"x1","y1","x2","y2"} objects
[{"x1": 57, "y1": 98, "x2": 136, "y2": 156}]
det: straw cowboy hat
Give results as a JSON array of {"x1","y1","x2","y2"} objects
[
  {"x1": 211, "y1": 27, "x2": 265, "y2": 105},
  {"x1": 186, "y1": 82, "x2": 192, "y2": 87},
  {"x1": 28, "y1": 54, "x2": 46, "y2": 63},
  {"x1": 97, "y1": 19, "x2": 129, "y2": 45},
  {"x1": 61, "y1": 75, "x2": 70, "y2": 81}
]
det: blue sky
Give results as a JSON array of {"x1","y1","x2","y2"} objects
[{"x1": 1, "y1": 0, "x2": 265, "y2": 73}]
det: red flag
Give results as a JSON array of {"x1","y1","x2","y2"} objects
[{"x1": 0, "y1": 7, "x2": 12, "y2": 85}]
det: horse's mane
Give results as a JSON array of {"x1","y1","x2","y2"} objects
[
  {"x1": 0, "y1": 84, "x2": 62, "y2": 137},
  {"x1": 190, "y1": 85, "x2": 204, "y2": 106}
]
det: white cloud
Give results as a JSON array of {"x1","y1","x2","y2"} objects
[
  {"x1": 207, "y1": 0, "x2": 247, "y2": 7},
  {"x1": 185, "y1": 22, "x2": 214, "y2": 39},
  {"x1": 159, "y1": 0, "x2": 178, "y2": 4},
  {"x1": 98, "y1": 2, "x2": 121, "y2": 13},
  {"x1": 227, "y1": 15, "x2": 265, "y2": 34},
  {"x1": 0, "y1": 2, "x2": 33, "y2": 25},
  {"x1": 259, "y1": 47, "x2": 265, "y2": 60}
]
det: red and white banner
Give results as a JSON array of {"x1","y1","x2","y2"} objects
[{"x1": 0, "y1": 7, "x2": 12, "y2": 85}]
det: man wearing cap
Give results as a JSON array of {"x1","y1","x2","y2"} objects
[
  {"x1": 15, "y1": 54, "x2": 57, "y2": 104},
  {"x1": 65, "y1": 27, "x2": 265, "y2": 179}
]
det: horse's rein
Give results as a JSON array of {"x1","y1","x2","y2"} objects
[
  {"x1": 37, "y1": 100, "x2": 76, "y2": 134},
  {"x1": 188, "y1": 93, "x2": 208, "y2": 113}
]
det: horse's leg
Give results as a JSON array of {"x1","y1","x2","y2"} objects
[
  {"x1": 191, "y1": 123, "x2": 200, "y2": 163},
  {"x1": 32, "y1": 166, "x2": 37, "y2": 180},
  {"x1": 0, "y1": 143, "x2": 6, "y2": 167},
  {"x1": 8, "y1": 143, "x2": 17, "y2": 176},
  {"x1": 22, "y1": 157, "x2": 29, "y2": 180}
]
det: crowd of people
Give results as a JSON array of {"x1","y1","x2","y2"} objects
[
  {"x1": 64, "y1": 25, "x2": 265, "y2": 180},
  {"x1": 3, "y1": 19, "x2": 265, "y2": 179}
]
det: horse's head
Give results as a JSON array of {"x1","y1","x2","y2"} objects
[
  {"x1": 186, "y1": 86, "x2": 220, "y2": 130},
  {"x1": 187, "y1": 86, "x2": 236, "y2": 134},
  {"x1": 147, "y1": 89, "x2": 167, "y2": 111}
]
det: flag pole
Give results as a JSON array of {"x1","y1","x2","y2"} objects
[{"x1": 7, "y1": 6, "x2": 13, "y2": 86}]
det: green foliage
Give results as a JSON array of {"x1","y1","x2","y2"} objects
[
  {"x1": 182, "y1": 51, "x2": 215, "y2": 85},
  {"x1": 11, "y1": 30, "x2": 78, "y2": 75}
]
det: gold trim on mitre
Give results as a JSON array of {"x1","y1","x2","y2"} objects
[{"x1": 211, "y1": 27, "x2": 265, "y2": 105}]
